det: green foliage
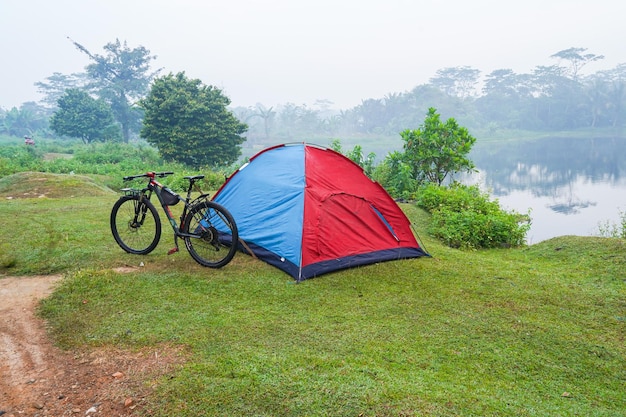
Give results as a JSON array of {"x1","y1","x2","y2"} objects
[
  {"x1": 50, "y1": 89, "x2": 121, "y2": 143},
  {"x1": 140, "y1": 72, "x2": 248, "y2": 168},
  {"x1": 34, "y1": 72, "x2": 89, "y2": 109},
  {"x1": 417, "y1": 183, "x2": 531, "y2": 249},
  {"x1": 0, "y1": 104, "x2": 49, "y2": 137},
  {"x1": 401, "y1": 107, "x2": 477, "y2": 185},
  {"x1": 373, "y1": 108, "x2": 478, "y2": 199},
  {"x1": 329, "y1": 138, "x2": 342, "y2": 152},
  {"x1": 372, "y1": 150, "x2": 418, "y2": 200},
  {"x1": 0, "y1": 145, "x2": 43, "y2": 176},
  {"x1": 597, "y1": 208, "x2": 626, "y2": 239},
  {"x1": 345, "y1": 144, "x2": 376, "y2": 177},
  {"x1": 161, "y1": 170, "x2": 229, "y2": 193},
  {"x1": 71, "y1": 38, "x2": 158, "y2": 142},
  {"x1": 329, "y1": 138, "x2": 376, "y2": 177},
  {"x1": 0, "y1": 141, "x2": 229, "y2": 193}
]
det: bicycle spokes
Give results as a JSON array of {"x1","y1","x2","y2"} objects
[
  {"x1": 196, "y1": 225, "x2": 221, "y2": 251},
  {"x1": 183, "y1": 201, "x2": 238, "y2": 268},
  {"x1": 111, "y1": 195, "x2": 162, "y2": 255},
  {"x1": 197, "y1": 208, "x2": 231, "y2": 243}
]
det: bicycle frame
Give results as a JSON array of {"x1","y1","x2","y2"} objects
[{"x1": 122, "y1": 171, "x2": 212, "y2": 252}]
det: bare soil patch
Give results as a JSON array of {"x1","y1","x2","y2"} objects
[{"x1": 0, "y1": 275, "x2": 186, "y2": 417}]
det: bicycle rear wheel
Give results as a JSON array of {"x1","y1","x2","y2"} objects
[
  {"x1": 182, "y1": 200, "x2": 238, "y2": 268},
  {"x1": 110, "y1": 195, "x2": 161, "y2": 255}
]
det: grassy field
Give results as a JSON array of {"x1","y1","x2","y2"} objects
[{"x1": 1, "y1": 172, "x2": 625, "y2": 416}]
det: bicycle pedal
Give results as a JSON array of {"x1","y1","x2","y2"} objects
[{"x1": 167, "y1": 247, "x2": 179, "y2": 255}]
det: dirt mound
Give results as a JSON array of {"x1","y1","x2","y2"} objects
[
  {"x1": 0, "y1": 172, "x2": 115, "y2": 200},
  {"x1": 0, "y1": 275, "x2": 186, "y2": 416}
]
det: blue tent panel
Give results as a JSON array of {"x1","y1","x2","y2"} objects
[{"x1": 213, "y1": 145, "x2": 305, "y2": 267}]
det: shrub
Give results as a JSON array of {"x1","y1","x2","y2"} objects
[
  {"x1": 162, "y1": 170, "x2": 229, "y2": 193},
  {"x1": 0, "y1": 145, "x2": 42, "y2": 177},
  {"x1": 372, "y1": 151, "x2": 419, "y2": 201},
  {"x1": 597, "y1": 209, "x2": 626, "y2": 239},
  {"x1": 0, "y1": 141, "x2": 236, "y2": 194},
  {"x1": 417, "y1": 183, "x2": 531, "y2": 249}
]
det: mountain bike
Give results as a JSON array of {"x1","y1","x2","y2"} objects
[{"x1": 110, "y1": 171, "x2": 238, "y2": 268}]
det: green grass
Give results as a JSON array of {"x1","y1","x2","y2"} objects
[{"x1": 1, "y1": 174, "x2": 624, "y2": 416}]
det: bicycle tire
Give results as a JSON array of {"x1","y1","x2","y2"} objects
[
  {"x1": 182, "y1": 200, "x2": 238, "y2": 268},
  {"x1": 110, "y1": 195, "x2": 161, "y2": 255}
]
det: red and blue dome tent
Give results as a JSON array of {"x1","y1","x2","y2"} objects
[{"x1": 212, "y1": 143, "x2": 429, "y2": 281}]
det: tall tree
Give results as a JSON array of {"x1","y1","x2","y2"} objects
[
  {"x1": 355, "y1": 98, "x2": 386, "y2": 133},
  {"x1": 140, "y1": 72, "x2": 247, "y2": 168},
  {"x1": 477, "y1": 69, "x2": 536, "y2": 129},
  {"x1": 400, "y1": 107, "x2": 476, "y2": 185},
  {"x1": 532, "y1": 65, "x2": 587, "y2": 129},
  {"x1": 253, "y1": 104, "x2": 275, "y2": 140},
  {"x1": 550, "y1": 47, "x2": 604, "y2": 82},
  {"x1": 597, "y1": 64, "x2": 626, "y2": 127},
  {"x1": 50, "y1": 89, "x2": 121, "y2": 143},
  {"x1": 34, "y1": 72, "x2": 89, "y2": 110},
  {"x1": 430, "y1": 66, "x2": 481, "y2": 99},
  {"x1": 69, "y1": 38, "x2": 159, "y2": 142},
  {"x1": 0, "y1": 103, "x2": 50, "y2": 137}
]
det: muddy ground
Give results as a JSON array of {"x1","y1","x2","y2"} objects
[{"x1": 0, "y1": 275, "x2": 184, "y2": 417}]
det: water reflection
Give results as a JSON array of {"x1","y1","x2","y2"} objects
[{"x1": 465, "y1": 136, "x2": 626, "y2": 242}]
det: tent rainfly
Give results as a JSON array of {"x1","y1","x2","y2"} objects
[{"x1": 213, "y1": 143, "x2": 429, "y2": 281}]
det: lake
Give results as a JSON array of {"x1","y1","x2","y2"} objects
[{"x1": 466, "y1": 136, "x2": 626, "y2": 243}]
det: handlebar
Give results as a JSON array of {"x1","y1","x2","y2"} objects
[{"x1": 123, "y1": 171, "x2": 174, "y2": 182}]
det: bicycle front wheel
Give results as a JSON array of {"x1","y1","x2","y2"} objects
[
  {"x1": 110, "y1": 195, "x2": 161, "y2": 255},
  {"x1": 183, "y1": 200, "x2": 238, "y2": 268}
]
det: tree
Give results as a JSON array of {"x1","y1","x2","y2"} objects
[
  {"x1": 0, "y1": 103, "x2": 49, "y2": 137},
  {"x1": 355, "y1": 98, "x2": 386, "y2": 133},
  {"x1": 253, "y1": 104, "x2": 275, "y2": 140},
  {"x1": 34, "y1": 72, "x2": 89, "y2": 110},
  {"x1": 531, "y1": 65, "x2": 586, "y2": 129},
  {"x1": 50, "y1": 89, "x2": 121, "y2": 143},
  {"x1": 550, "y1": 47, "x2": 604, "y2": 82},
  {"x1": 69, "y1": 38, "x2": 159, "y2": 142},
  {"x1": 596, "y1": 64, "x2": 626, "y2": 127},
  {"x1": 400, "y1": 107, "x2": 476, "y2": 185},
  {"x1": 477, "y1": 69, "x2": 535, "y2": 129},
  {"x1": 430, "y1": 66, "x2": 481, "y2": 99},
  {"x1": 140, "y1": 72, "x2": 248, "y2": 168},
  {"x1": 374, "y1": 151, "x2": 417, "y2": 200}
]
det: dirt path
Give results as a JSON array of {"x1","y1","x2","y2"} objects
[{"x1": 0, "y1": 275, "x2": 184, "y2": 417}]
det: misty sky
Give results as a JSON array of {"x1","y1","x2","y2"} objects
[{"x1": 1, "y1": 0, "x2": 624, "y2": 110}]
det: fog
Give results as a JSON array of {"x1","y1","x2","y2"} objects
[{"x1": 1, "y1": 0, "x2": 625, "y2": 110}]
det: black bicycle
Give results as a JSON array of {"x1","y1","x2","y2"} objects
[{"x1": 110, "y1": 171, "x2": 238, "y2": 268}]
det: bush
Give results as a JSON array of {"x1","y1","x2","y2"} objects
[
  {"x1": 417, "y1": 183, "x2": 531, "y2": 249},
  {"x1": 0, "y1": 145, "x2": 42, "y2": 177},
  {"x1": 162, "y1": 170, "x2": 229, "y2": 194},
  {"x1": 372, "y1": 151, "x2": 419, "y2": 201},
  {"x1": 0, "y1": 141, "x2": 235, "y2": 193},
  {"x1": 597, "y1": 209, "x2": 626, "y2": 239}
]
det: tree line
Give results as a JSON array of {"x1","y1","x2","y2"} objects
[
  {"x1": 1, "y1": 41, "x2": 623, "y2": 165},
  {"x1": 239, "y1": 48, "x2": 624, "y2": 143},
  {"x1": 0, "y1": 37, "x2": 536, "y2": 248}
]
